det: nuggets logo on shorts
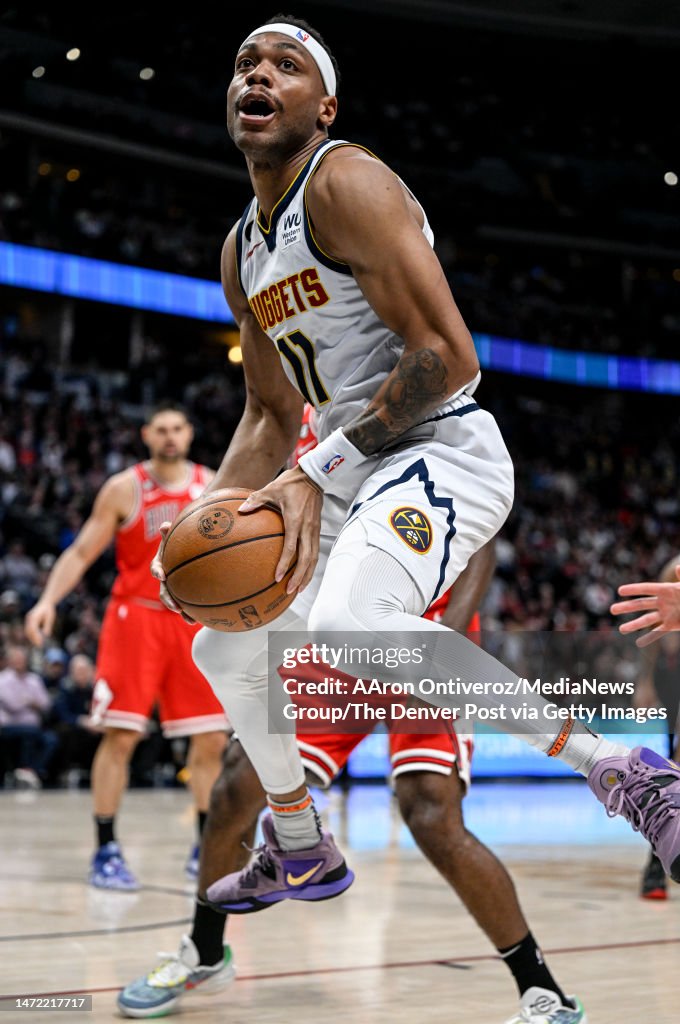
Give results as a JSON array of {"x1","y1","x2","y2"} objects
[
  {"x1": 389, "y1": 507, "x2": 433, "y2": 553},
  {"x1": 197, "y1": 507, "x2": 234, "y2": 540}
]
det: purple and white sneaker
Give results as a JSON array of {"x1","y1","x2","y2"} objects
[
  {"x1": 588, "y1": 746, "x2": 680, "y2": 882},
  {"x1": 206, "y1": 815, "x2": 354, "y2": 913}
]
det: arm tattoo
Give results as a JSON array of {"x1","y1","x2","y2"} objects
[{"x1": 345, "y1": 348, "x2": 449, "y2": 456}]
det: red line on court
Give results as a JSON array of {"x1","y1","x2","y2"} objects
[{"x1": 3, "y1": 934, "x2": 680, "y2": 1000}]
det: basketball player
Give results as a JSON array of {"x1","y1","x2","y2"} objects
[
  {"x1": 612, "y1": 555, "x2": 680, "y2": 899},
  {"x1": 153, "y1": 11, "x2": 680, "y2": 956},
  {"x1": 25, "y1": 402, "x2": 228, "y2": 890},
  {"x1": 119, "y1": 534, "x2": 583, "y2": 1022}
]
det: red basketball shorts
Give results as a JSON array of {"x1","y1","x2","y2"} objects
[
  {"x1": 92, "y1": 597, "x2": 228, "y2": 737},
  {"x1": 280, "y1": 595, "x2": 474, "y2": 791}
]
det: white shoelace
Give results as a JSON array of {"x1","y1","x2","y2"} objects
[{"x1": 148, "y1": 948, "x2": 193, "y2": 987}]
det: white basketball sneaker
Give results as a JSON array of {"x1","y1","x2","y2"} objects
[
  {"x1": 117, "y1": 935, "x2": 235, "y2": 1017},
  {"x1": 504, "y1": 987, "x2": 587, "y2": 1023}
]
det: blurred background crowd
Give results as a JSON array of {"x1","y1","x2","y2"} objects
[{"x1": 1, "y1": 1, "x2": 679, "y2": 787}]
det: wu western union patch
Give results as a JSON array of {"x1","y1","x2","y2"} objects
[{"x1": 389, "y1": 507, "x2": 433, "y2": 553}]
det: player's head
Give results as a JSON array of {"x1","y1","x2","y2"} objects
[
  {"x1": 141, "y1": 401, "x2": 194, "y2": 463},
  {"x1": 228, "y1": 14, "x2": 340, "y2": 161}
]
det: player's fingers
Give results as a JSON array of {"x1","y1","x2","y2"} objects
[
  {"x1": 276, "y1": 520, "x2": 300, "y2": 584},
  {"x1": 25, "y1": 611, "x2": 50, "y2": 646},
  {"x1": 159, "y1": 581, "x2": 182, "y2": 614},
  {"x1": 150, "y1": 522, "x2": 173, "y2": 580},
  {"x1": 636, "y1": 626, "x2": 667, "y2": 648},
  {"x1": 296, "y1": 525, "x2": 320, "y2": 592},
  {"x1": 239, "y1": 490, "x2": 269, "y2": 513},
  {"x1": 617, "y1": 582, "x2": 663, "y2": 597},
  {"x1": 610, "y1": 597, "x2": 657, "y2": 616},
  {"x1": 23, "y1": 619, "x2": 40, "y2": 646},
  {"x1": 675, "y1": 565, "x2": 680, "y2": 582},
  {"x1": 618, "y1": 611, "x2": 661, "y2": 634},
  {"x1": 288, "y1": 526, "x2": 316, "y2": 593},
  {"x1": 150, "y1": 557, "x2": 166, "y2": 581}
]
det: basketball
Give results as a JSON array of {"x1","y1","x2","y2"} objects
[{"x1": 161, "y1": 487, "x2": 297, "y2": 632}]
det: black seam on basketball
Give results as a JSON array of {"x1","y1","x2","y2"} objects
[
  {"x1": 166, "y1": 562, "x2": 297, "y2": 608},
  {"x1": 165, "y1": 532, "x2": 285, "y2": 576}
]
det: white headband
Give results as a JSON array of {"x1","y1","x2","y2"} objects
[{"x1": 241, "y1": 23, "x2": 336, "y2": 97}]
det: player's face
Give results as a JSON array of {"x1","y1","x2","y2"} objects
[
  {"x1": 142, "y1": 412, "x2": 193, "y2": 462},
  {"x1": 227, "y1": 33, "x2": 336, "y2": 161}
]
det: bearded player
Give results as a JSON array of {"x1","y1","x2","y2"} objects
[{"x1": 25, "y1": 402, "x2": 228, "y2": 890}]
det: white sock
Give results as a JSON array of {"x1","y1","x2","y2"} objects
[{"x1": 552, "y1": 728, "x2": 630, "y2": 777}]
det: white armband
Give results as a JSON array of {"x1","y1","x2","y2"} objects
[{"x1": 297, "y1": 427, "x2": 366, "y2": 493}]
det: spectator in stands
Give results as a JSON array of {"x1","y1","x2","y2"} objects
[
  {"x1": 40, "y1": 646, "x2": 69, "y2": 693},
  {"x1": 48, "y1": 653, "x2": 101, "y2": 786},
  {"x1": 0, "y1": 540, "x2": 38, "y2": 605},
  {"x1": 0, "y1": 643, "x2": 57, "y2": 788}
]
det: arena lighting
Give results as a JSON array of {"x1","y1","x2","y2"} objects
[
  {"x1": 139, "y1": 67, "x2": 155, "y2": 80},
  {"x1": 2, "y1": 242, "x2": 680, "y2": 394},
  {"x1": 228, "y1": 345, "x2": 243, "y2": 364},
  {"x1": 31, "y1": 66, "x2": 45, "y2": 78},
  {"x1": 664, "y1": 171, "x2": 678, "y2": 186},
  {"x1": 66, "y1": 48, "x2": 81, "y2": 61},
  {"x1": 0, "y1": 242, "x2": 234, "y2": 323}
]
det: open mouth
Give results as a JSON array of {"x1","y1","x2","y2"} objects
[{"x1": 238, "y1": 94, "x2": 277, "y2": 121}]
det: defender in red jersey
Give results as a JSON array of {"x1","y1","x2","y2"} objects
[{"x1": 26, "y1": 403, "x2": 228, "y2": 890}]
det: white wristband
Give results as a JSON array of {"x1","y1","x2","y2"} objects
[{"x1": 297, "y1": 427, "x2": 366, "y2": 493}]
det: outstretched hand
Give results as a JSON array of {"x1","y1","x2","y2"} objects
[
  {"x1": 611, "y1": 564, "x2": 680, "y2": 647},
  {"x1": 239, "y1": 466, "x2": 322, "y2": 594},
  {"x1": 151, "y1": 522, "x2": 196, "y2": 624}
]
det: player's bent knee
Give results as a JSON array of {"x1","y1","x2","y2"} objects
[{"x1": 396, "y1": 770, "x2": 465, "y2": 838}]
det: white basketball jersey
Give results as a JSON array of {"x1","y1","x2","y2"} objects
[{"x1": 235, "y1": 139, "x2": 436, "y2": 442}]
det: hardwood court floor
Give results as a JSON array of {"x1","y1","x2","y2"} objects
[{"x1": 1, "y1": 782, "x2": 679, "y2": 1023}]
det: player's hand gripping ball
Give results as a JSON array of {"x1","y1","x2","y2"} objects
[{"x1": 161, "y1": 488, "x2": 297, "y2": 632}]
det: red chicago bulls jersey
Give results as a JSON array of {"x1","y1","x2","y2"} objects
[{"x1": 112, "y1": 461, "x2": 211, "y2": 603}]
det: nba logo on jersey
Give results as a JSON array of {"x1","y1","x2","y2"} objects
[
  {"x1": 322, "y1": 454, "x2": 345, "y2": 475},
  {"x1": 389, "y1": 507, "x2": 433, "y2": 553}
]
